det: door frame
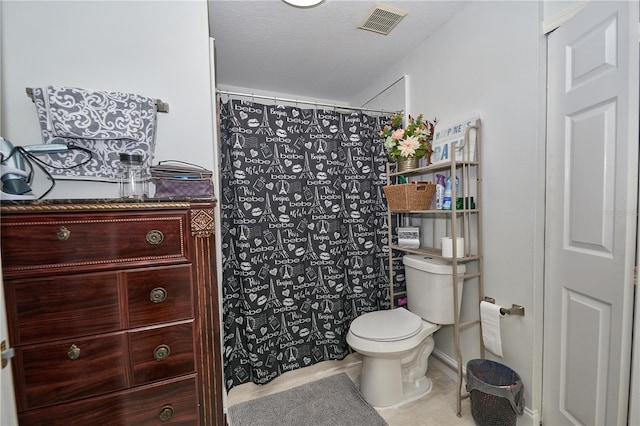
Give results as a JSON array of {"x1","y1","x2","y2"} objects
[{"x1": 630, "y1": 2, "x2": 640, "y2": 421}]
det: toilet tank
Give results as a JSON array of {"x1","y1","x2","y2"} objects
[{"x1": 402, "y1": 255, "x2": 466, "y2": 325}]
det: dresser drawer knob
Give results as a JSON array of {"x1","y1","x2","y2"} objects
[
  {"x1": 67, "y1": 344, "x2": 80, "y2": 360},
  {"x1": 57, "y1": 226, "x2": 71, "y2": 241},
  {"x1": 158, "y1": 405, "x2": 174, "y2": 422},
  {"x1": 150, "y1": 287, "x2": 168, "y2": 304},
  {"x1": 153, "y1": 344, "x2": 170, "y2": 361},
  {"x1": 146, "y1": 230, "x2": 164, "y2": 245}
]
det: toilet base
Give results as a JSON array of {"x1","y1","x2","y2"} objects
[
  {"x1": 357, "y1": 336, "x2": 436, "y2": 408},
  {"x1": 400, "y1": 373, "x2": 433, "y2": 407},
  {"x1": 359, "y1": 356, "x2": 435, "y2": 408}
]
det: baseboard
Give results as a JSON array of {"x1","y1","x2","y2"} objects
[
  {"x1": 431, "y1": 349, "x2": 539, "y2": 426},
  {"x1": 431, "y1": 348, "x2": 463, "y2": 382}
]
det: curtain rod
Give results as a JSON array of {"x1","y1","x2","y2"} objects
[{"x1": 216, "y1": 89, "x2": 399, "y2": 115}]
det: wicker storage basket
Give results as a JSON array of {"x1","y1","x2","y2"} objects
[{"x1": 383, "y1": 182, "x2": 436, "y2": 211}]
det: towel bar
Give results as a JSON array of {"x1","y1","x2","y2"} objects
[
  {"x1": 483, "y1": 296, "x2": 525, "y2": 316},
  {"x1": 26, "y1": 87, "x2": 169, "y2": 113}
]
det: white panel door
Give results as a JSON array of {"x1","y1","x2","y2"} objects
[{"x1": 543, "y1": 2, "x2": 637, "y2": 425}]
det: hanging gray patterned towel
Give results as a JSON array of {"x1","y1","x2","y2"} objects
[
  {"x1": 32, "y1": 86, "x2": 158, "y2": 181},
  {"x1": 151, "y1": 160, "x2": 214, "y2": 199}
]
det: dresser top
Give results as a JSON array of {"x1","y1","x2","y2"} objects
[{"x1": 1, "y1": 198, "x2": 216, "y2": 214}]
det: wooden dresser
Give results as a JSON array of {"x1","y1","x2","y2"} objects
[{"x1": 0, "y1": 201, "x2": 224, "y2": 425}]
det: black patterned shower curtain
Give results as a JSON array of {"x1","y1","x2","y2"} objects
[{"x1": 219, "y1": 99, "x2": 404, "y2": 391}]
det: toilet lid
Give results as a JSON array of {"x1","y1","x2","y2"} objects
[{"x1": 350, "y1": 308, "x2": 422, "y2": 342}]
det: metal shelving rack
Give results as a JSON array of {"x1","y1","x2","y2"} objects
[{"x1": 385, "y1": 119, "x2": 483, "y2": 416}]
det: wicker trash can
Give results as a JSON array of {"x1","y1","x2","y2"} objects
[{"x1": 466, "y1": 359, "x2": 524, "y2": 426}]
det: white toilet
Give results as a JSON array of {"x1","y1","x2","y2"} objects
[{"x1": 347, "y1": 255, "x2": 466, "y2": 407}]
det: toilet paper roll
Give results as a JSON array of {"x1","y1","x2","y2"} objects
[
  {"x1": 442, "y1": 237, "x2": 464, "y2": 258},
  {"x1": 398, "y1": 238, "x2": 420, "y2": 248},
  {"x1": 480, "y1": 301, "x2": 505, "y2": 357},
  {"x1": 398, "y1": 227, "x2": 420, "y2": 248}
]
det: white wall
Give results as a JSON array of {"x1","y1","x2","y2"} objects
[
  {"x1": 1, "y1": 0, "x2": 215, "y2": 199},
  {"x1": 352, "y1": 1, "x2": 544, "y2": 418},
  {"x1": 0, "y1": 2, "x2": 19, "y2": 422},
  {"x1": 216, "y1": 83, "x2": 348, "y2": 110}
]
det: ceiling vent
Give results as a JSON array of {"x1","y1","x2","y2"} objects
[{"x1": 358, "y1": 3, "x2": 408, "y2": 36}]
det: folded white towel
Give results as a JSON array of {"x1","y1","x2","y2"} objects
[{"x1": 480, "y1": 301, "x2": 504, "y2": 357}]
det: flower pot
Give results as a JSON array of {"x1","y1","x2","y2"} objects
[{"x1": 397, "y1": 157, "x2": 420, "y2": 172}]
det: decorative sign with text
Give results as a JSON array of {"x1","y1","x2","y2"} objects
[{"x1": 430, "y1": 117, "x2": 480, "y2": 164}]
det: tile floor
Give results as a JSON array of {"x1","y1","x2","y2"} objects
[{"x1": 226, "y1": 353, "x2": 476, "y2": 425}]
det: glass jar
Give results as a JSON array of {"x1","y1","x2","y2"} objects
[{"x1": 118, "y1": 153, "x2": 148, "y2": 200}]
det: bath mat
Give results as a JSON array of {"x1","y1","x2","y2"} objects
[{"x1": 227, "y1": 373, "x2": 387, "y2": 426}]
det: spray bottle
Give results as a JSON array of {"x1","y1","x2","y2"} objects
[
  {"x1": 442, "y1": 175, "x2": 459, "y2": 210},
  {"x1": 435, "y1": 174, "x2": 445, "y2": 209},
  {"x1": 442, "y1": 176, "x2": 452, "y2": 210}
]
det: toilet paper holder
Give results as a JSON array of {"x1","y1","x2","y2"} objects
[{"x1": 483, "y1": 297, "x2": 525, "y2": 316}]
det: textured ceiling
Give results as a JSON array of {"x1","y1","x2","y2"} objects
[{"x1": 208, "y1": 1, "x2": 470, "y2": 103}]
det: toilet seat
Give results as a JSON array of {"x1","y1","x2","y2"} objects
[{"x1": 350, "y1": 308, "x2": 422, "y2": 342}]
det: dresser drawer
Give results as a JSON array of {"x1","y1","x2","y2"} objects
[
  {"x1": 129, "y1": 322, "x2": 195, "y2": 386},
  {"x1": 18, "y1": 375, "x2": 199, "y2": 426},
  {"x1": 1, "y1": 211, "x2": 188, "y2": 273},
  {"x1": 6, "y1": 271, "x2": 121, "y2": 345},
  {"x1": 126, "y1": 265, "x2": 194, "y2": 328},
  {"x1": 19, "y1": 332, "x2": 127, "y2": 410}
]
